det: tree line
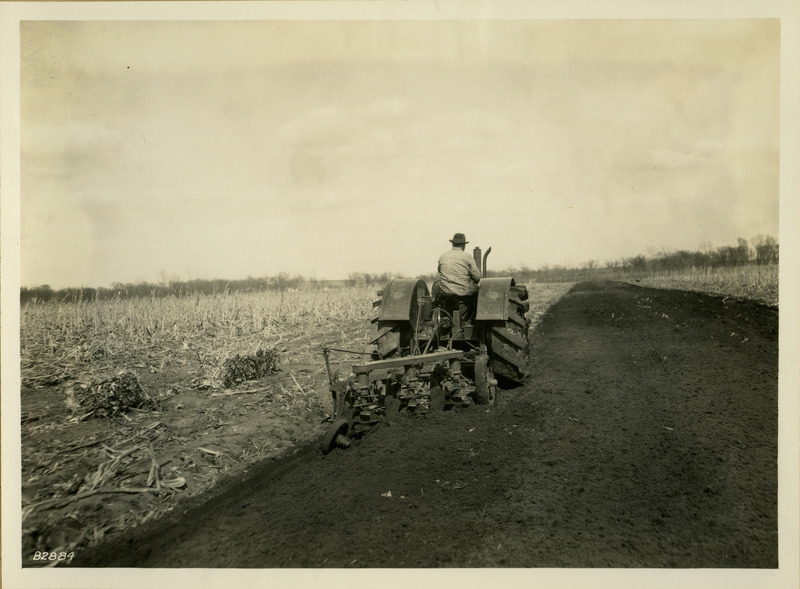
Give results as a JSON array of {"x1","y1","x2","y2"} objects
[
  {"x1": 20, "y1": 235, "x2": 778, "y2": 304},
  {"x1": 20, "y1": 273, "x2": 322, "y2": 305},
  {"x1": 505, "y1": 235, "x2": 778, "y2": 284}
]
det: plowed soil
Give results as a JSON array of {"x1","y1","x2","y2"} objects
[{"x1": 74, "y1": 281, "x2": 778, "y2": 568}]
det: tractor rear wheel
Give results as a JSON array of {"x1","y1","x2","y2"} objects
[{"x1": 487, "y1": 286, "x2": 531, "y2": 385}]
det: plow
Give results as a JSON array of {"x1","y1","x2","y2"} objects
[{"x1": 321, "y1": 245, "x2": 531, "y2": 453}]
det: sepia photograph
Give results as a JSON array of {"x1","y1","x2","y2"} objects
[{"x1": 2, "y1": 2, "x2": 799, "y2": 588}]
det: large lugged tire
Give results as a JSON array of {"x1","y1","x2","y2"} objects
[{"x1": 487, "y1": 285, "x2": 531, "y2": 385}]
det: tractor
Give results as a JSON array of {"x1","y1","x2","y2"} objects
[{"x1": 320, "y1": 246, "x2": 531, "y2": 453}]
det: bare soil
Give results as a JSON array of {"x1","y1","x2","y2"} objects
[{"x1": 65, "y1": 281, "x2": 777, "y2": 568}]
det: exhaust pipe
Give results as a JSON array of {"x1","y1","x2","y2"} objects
[{"x1": 473, "y1": 246, "x2": 492, "y2": 278}]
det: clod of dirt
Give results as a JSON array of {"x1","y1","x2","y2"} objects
[
  {"x1": 78, "y1": 372, "x2": 157, "y2": 419},
  {"x1": 221, "y1": 349, "x2": 279, "y2": 388}
]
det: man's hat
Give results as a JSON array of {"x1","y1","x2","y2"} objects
[{"x1": 449, "y1": 233, "x2": 468, "y2": 245}]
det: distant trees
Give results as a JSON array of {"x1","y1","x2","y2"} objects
[
  {"x1": 19, "y1": 269, "x2": 414, "y2": 305},
  {"x1": 751, "y1": 234, "x2": 779, "y2": 265},
  {"x1": 20, "y1": 274, "x2": 326, "y2": 305},
  {"x1": 489, "y1": 235, "x2": 779, "y2": 284},
  {"x1": 713, "y1": 238, "x2": 751, "y2": 267},
  {"x1": 347, "y1": 272, "x2": 405, "y2": 287},
  {"x1": 616, "y1": 235, "x2": 777, "y2": 275},
  {"x1": 20, "y1": 284, "x2": 54, "y2": 303},
  {"x1": 19, "y1": 235, "x2": 779, "y2": 304},
  {"x1": 627, "y1": 255, "x2": 648, "y2": 272}
]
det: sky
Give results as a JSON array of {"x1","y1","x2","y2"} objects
[{"x1": 17, "y1": 17, "x2": 781, "y2": 288}]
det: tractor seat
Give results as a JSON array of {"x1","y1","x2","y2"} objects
[{"x1": 432, "y1": 290, "x2": 477, "y2": 323}]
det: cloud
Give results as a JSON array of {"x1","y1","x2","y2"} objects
[
  {"x1": 443, "y1": 108, "x2": 513, "y2": 135},
  {"x1": 23, "y1": 122, "x2": 120, "y2": 160},
  {"x1": 619, "y1": 137, "x2": 727, "y2": 175},
  {"x1": 22, "y1": 122, "x2": 128, "y2": 210},
  {"x1": 277, "y1": 106, "x2": 367, "y2": 150},
  {"x1": 648, "y1": 148, "x2": 710, "y2": 170},
  {"x1": 366, "y1": 97, "x2": 408, "y2": 120},
  {"x1": 273, "y1": 100, "x2": 519, "y2": 198}
]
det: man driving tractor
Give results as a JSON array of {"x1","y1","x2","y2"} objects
[{"x1": 433, "y1": 232, "x2": 481, "y2": 322}]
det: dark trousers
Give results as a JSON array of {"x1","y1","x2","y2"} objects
[{"x1": 435, "y1": 291, "x2": 477, "y2": 323}]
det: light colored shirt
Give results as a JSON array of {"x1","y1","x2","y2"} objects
[{"x1": 437, "y1": 247, "x2": 481, "y2": 296}]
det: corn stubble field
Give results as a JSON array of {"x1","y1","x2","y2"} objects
[
  {"x1": 18, "y1": 267, "x2": 776, "y2": 564},
  {"x1": 629, "y1": 263, "x2": 778, "y2": 307}
]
